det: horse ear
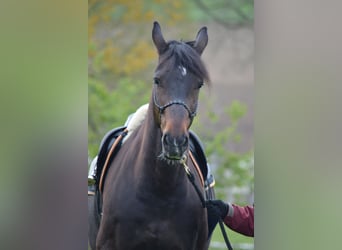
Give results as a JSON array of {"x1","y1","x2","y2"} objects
[
  {"x1": 193, "y1": 27, "x2": 208, "y2": 55},
  {"x1": 152, "y1": 21, "x2": 167, "y2": 55}
]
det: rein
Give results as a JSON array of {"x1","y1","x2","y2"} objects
[
  {"x1": 180, "y1": 155, "x2": 206, "y2": 208},
  {"x1": 180, "y1": 155, "x2": 233, "y2": 250}
]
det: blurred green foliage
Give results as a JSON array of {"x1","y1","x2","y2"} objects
[
  {"x1": 192, "y1": 99, "x2": 254, "y2": 201},
  {"x1": 88, "y1": 77, "x2": 150, "y2": 156},
  {"x1": 187, "y1": 0, "x2": 253, "y2": 28},
  {"x1": 88, "y1": 0, "x2": 188, "y2": 157}
]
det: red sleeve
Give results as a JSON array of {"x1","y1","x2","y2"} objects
[{"x1": 224, "y1": 204, "x2": 254, "y2": 237}]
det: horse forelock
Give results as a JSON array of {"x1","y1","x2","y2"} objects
[{"x1": 156, "y1": 41, "x2": 210, "y2": 85}]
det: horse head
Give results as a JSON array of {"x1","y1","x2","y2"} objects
[{"x1": 152, "y1": 21, "x2": 210, "y2": 162}]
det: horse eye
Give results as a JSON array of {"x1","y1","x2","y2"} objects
[
  {"x1": 154, "y1": 78, "x2": 161, "y2": 85},
  {"x1": 197, "y1": 81, "x2": 204, "y2": 89}
]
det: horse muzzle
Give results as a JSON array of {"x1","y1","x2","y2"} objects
[{"x1": 161, "y1": 133, "x2": 189, "y2": 161}]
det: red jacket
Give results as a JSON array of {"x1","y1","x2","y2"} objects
[{"x1": 224, "y1": 204, "x2": 254, "y2": 237}]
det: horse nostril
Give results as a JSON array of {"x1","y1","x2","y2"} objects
[
  {"x1": 179, "y1": 135, "x2": 188, "y2": 147},
  {"x1": 163, "y1": 133, "x2": 188, "y2": 148},
  {"x1": 163, "y1": 133, "x2": 172, "y2": 146},
  {"x1": 162, "y1": 133, "x2": 188, "y2": 159}
]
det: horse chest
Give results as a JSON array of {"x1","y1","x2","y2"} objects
[
  {"x1": 117, "y1": 218, "x2": 200, "y2": 250},
  {"x1": 132, "y1": 221, "x2": 193, "y2": 250},
  {"x1": 105, "y1": 191, "x2": 203, "y2": 249}
]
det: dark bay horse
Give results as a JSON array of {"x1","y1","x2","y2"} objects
[{"x1": 89, "y1": 21, "x2": 211, "y2": 250}]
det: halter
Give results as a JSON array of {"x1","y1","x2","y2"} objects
[{"x1": 153, "y1": 87, "x2": 197, "y2": 124}]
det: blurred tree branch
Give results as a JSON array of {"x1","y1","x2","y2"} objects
[{"x1": 193, "y1": 0, "x2": 253, "y2": 30}]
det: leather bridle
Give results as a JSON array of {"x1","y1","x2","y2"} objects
[{"x1": 153, "y1": 87, "x2": 197, "y2": 126}]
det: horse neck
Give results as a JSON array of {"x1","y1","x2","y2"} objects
[{"x1": 136, "y1": 102, "x2": 187, "y2": 190}]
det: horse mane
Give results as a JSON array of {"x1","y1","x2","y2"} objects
[{"x1": 156, "y1": 40, "x2": 210, "y2": 85}]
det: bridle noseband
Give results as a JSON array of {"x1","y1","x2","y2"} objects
[{"x1": 153, "y1": 87, "x2": 197, "y2": 124}]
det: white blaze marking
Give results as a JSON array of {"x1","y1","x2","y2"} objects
[{"x1": 179, "y1": 65, "x2": 187, "y2": 76}]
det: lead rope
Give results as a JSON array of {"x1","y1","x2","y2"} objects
[
  {"x1": 180, "y1": 155, "x2": 233, "y2": 250},
  {"x1": 180, "y1": 155, "x2": 206, "y2": 208}
]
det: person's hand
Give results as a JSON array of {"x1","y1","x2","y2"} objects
[{"x1": 206, "y1": 199, "x2": 229, "y2": 220}]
